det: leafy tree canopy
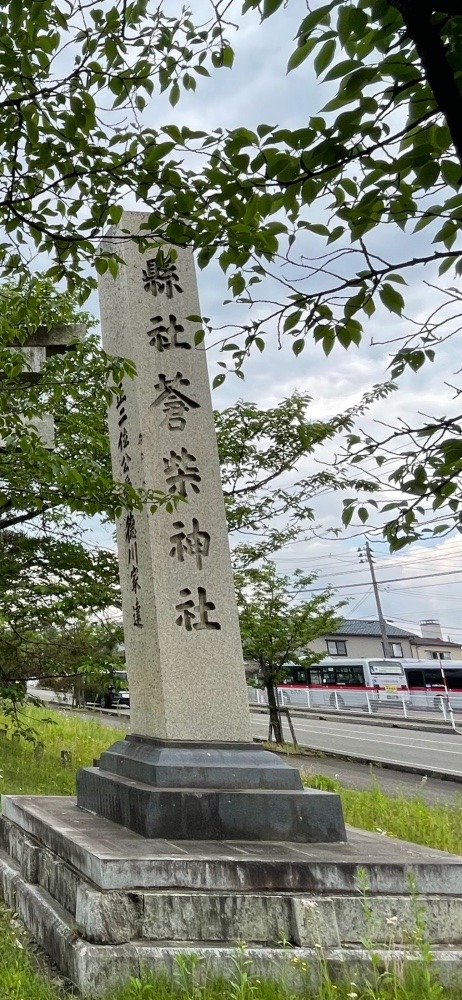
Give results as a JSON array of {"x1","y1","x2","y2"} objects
[
  {"x1": 1, "y1": 276, "x2": 380, "y2": 545},
  {"x1": 216, "y1": 389, "x2": 383, "y2": 547},
  {"x1": 0, "y1": 528, "x2": 120, "y2": 633},
  {"x1": 0, "y1": 526, "x2": 122, "y2": 725},
  {"x1": 0, "y1": 1, "x2": 460, "y2": 547},
  {"x1": 235, "y1": 557, "x2": 344, "y2": 741}
]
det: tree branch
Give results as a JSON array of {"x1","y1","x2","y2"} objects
[{"x1": 0, "y1": 504, "x2": 55, "y2": 531}]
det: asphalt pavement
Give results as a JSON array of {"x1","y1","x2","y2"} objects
[{"x1": 250, "y1": 711, "x2": 462, "y2": 780}]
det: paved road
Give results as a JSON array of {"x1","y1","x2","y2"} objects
[
  {"x1": 37, "y1": 690, "x2": 462, "y2": 779},
  {"x1": 250, "y1": 711, "x2": 462, "y2": 779}
]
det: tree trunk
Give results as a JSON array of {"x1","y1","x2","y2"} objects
[
  {"x1": 390, "y1": 0, "x2": 462, "y2": 171},
  {"x1": 267, "y1": 681, "x2": 283, "y2": 744}
]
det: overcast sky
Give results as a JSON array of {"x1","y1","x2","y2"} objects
[{"x1": 89, "y1": 0, "x2": 462, "y2": 645}]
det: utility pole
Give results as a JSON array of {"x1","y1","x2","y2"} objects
[{"x1": 359, "y1": 541, "x2": 392, "y2": 658}]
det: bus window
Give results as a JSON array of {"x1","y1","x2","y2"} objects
[
  {"x1": 290, "y1": 667, "x2": 308, "y2": 684},
  {"x1": 445, "y1": 670, "x2": 462, "y2": 690},
  {"x1": 369, "y1": 661, "x2": 404, "y2": 676},
  {"x1": 422, "y1": 668, "x2": 444, "y2": 688},
  {"x1": 308, "y1": 669, "x2": 322, "y2": 684},
  {"x1": 335, "y1": 665, "x2": 365, "y2": 686},
  {"x1": 406, "y1": 669, "x2": 424, "y2": 688},
  {"x1": 320, "y1": 665, "x2": 336, "y2": 685}
]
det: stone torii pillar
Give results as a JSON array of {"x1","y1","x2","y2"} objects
[
  {"x1": 77, "y1": 213, "x2": 345, "y2": 843},
  {"x1": 2, "y1": 324, "x2": 86, "y2": 449}
]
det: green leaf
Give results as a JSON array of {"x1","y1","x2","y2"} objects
[
  {"x1": 169, "y1": 81, "x2": 180, "y2": 107},
  {"x1": 342, "y1": 502, "x2": 355, "y2": 528},
  {"x1": 221, "y1": 46, "x2": 234, "y2": 68},
  {"x1": 441, "y1": 159, "x2": 462, "y2": 187},
  {"x1": 109, "y1": 205, "x2": 123, "y2": 225},
  {"x1": 212, "y1": 373, "x2": 226, "y2": 389},
  {"x1": 262, "y1": 0, "x2": 284, "y2": 18},
  {"x1": 314, "y1": 39, "x2": 336, "y2": 77},
  {"x1": 144, "y1": 142, "x2": 175, "y2": 168},
  {"x1": 379, "y1": 284, "x2": 405, "y2": 316},
  {"x1": 95, "y1": 257, "x2": 108, "y2": 275},
  {"x1": 287, "y1": 39, "x2": 316, "y2": 74},
  {"x1": 284, "y1": 310, "x2": 302, "y2": 332},
  {"x1": 197, "y1": 245, "x2": 216, "y2": 269},
  {"x1": 325, "y1": 59, "x2": 361, "y2": 82}
]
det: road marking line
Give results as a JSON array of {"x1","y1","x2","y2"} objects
[
  {"x1": 250, "y1": 717, "x2": 462, "y2": 758},
  {"x1": 250, "y1": 715, "x2": 462, "y2": 753}
]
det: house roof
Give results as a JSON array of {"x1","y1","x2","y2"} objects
[
  {"x1": 327, "y1": 619, "x2": 415, "y2": 639},
  {"x1": 324, "y1": 619, "x2": 462, "y2": 649},
  {"x1": 409, "y1": 636, "x2": 461, "y2": 648}
]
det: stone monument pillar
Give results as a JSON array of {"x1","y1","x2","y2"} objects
[
  {"x1": 90, "y1": 225, "x2": 251, "y2": 743},
  {"x1": 77, "y1": 212, "x2": 345, "y2": 843}
]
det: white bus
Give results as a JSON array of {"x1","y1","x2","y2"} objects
[
  {"x1": 279, "y1": 658, "x2": 409, "y2": 710},
  {"x1": 403, "y1": 660, "x2": 462, "y2": 710}
]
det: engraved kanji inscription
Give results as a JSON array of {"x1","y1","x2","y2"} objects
[
  {"x1": 146, "y1": 314, "x2": 190, "y2": 352},
  {"x1": 120, "y1": 452, "x2": 131, "y2": 477},
  {"x1": 152, "y1": 372, "x2": 200, "y2": 431},
  {"x1": 130, "y1": 564, "x2": 141, "y2": 593},
  {"x1": 175, "y1": 587, "x2": 221, "y2": 632},
  {"x1": 115, "y1": 386, "x2": 127, "y2": 427},
  {"x1": 125, "y1": 512, "x2": 137, "y2": 543},
  {"x1": 142, "y1": 254, "x2": 183, "y2": 298},
  {"x1": 128, "y1": 538, "x2": 138, "y2": 565},
  {"x1": 118, "y1": 426, "x2": 129, "y2": 452},
  {"x1": 123, "y1": 512, "x2": 142, "y2": 627},
  {"x1": 169, "y1": 518, "x2": 210, "y2": 570},
  {"x1": 163, "y1": 448, "x2": 201, "y2": 497},
  {"x1": 132, "y1": 597, "x2": 143, "y2": 628},
  {"x1": 115, "y1": 391, "x2": 132, "y2": 483}
]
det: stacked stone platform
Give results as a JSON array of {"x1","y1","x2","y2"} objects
[{"x1": 2, "y1": 796, "x2": 462, "y2": 996}]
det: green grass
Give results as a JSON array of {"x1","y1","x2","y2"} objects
[
  {"x1": 303, "y1": 773, "x2": 462, "y2": 855},
  {"x1": 0, "y1": 705, "x2": 124, "y2": 798},
  {"x1": 0, "y1": 904, "x2": 459, "y2": 1000},
  {"x1": 0, "y1": 905, "x2": 66, "y2": 999}
]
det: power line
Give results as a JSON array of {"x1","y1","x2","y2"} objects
[
  {"x1": 348, "y1": 589, "x2": 373, "y2": 615},
  {"x1": 390, "y1": 615, "x2": 462, "y2": 634},
  {"x1": 293, "y1": 568, "x2": 462, "y2": 593},
  {"x1": 277, "y1": 553, "x2": 462, "y2": 583}
]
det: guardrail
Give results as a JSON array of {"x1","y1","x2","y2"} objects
[
  {"x1": 247, "y1": 685, "x2": 462, "y2": 730},
  {"x1": 31, "y1": 687, "x2": 462, "y2": 732}
]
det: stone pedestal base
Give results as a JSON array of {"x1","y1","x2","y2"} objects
[
  {"x1": 2, "y1": 796, "x2": 462, "y2": 995},
  {"x1": 76, "y1": 735, "x2": 346, "y2": 842}
]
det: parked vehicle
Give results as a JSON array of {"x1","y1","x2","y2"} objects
[{"x1": 85, "y1": 670, "x2": 130, "y2": 709}]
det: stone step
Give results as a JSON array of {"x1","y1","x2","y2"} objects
[
  {"x1": 3, "y1": 859, "x2": 462, "y2": 998},
  {"x1": 3, "y1": 833, "x2": 462, "y2": 951},
  {"x1": 76, "y1": 884, "x2": 462, "y2": 948}
]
